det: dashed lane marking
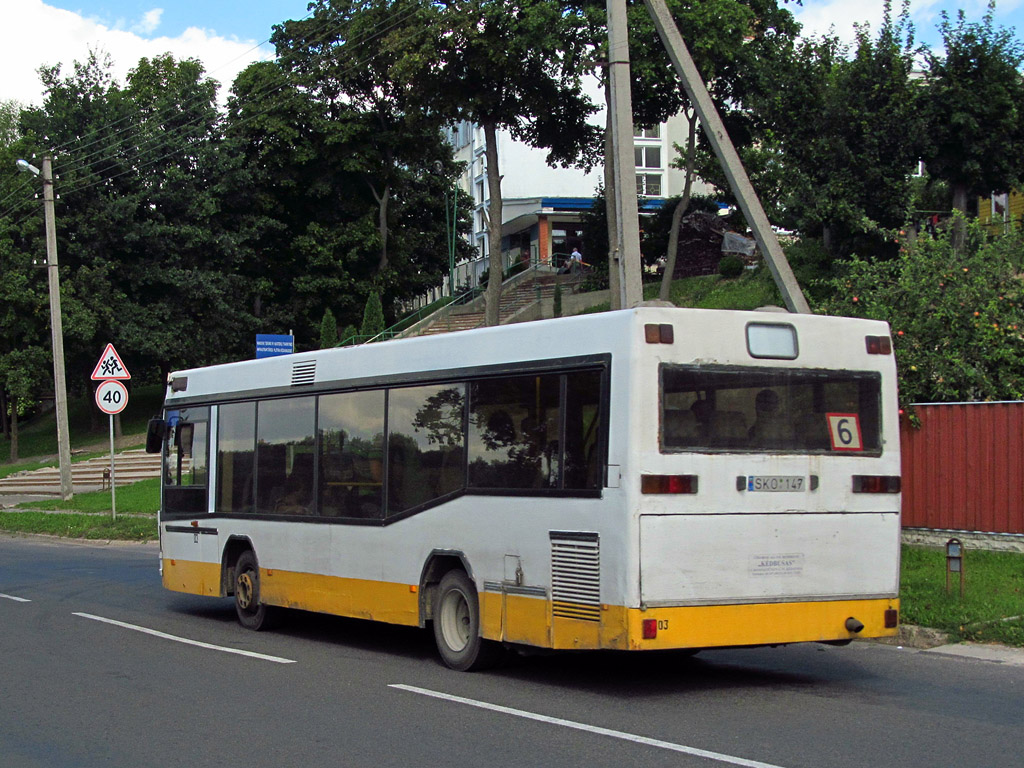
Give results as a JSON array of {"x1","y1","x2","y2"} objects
[
  {"x1": 73, "y1": 612, "x2": 296, "y2": 664},
  {"x1": 390, "y1": 684, "x2": 790, "y2": 768}
]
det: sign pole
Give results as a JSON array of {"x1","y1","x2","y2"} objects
[
  {"x1": 109, "y1": 414, "x2": 117, "y2": 521},
  {"x1": 92, "y1": 345, "x2": 130, "y2": 521}
]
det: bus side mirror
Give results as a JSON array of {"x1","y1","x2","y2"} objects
[{"x1": 146, "y1": 418, "x2": 166, "y2": 454}]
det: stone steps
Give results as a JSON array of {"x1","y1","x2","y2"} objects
[{"x1": 0, "y1": 449, "x2": 164, "y2": 496}]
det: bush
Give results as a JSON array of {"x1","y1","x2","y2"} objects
[
  {"x1": 818, "y1": 217, "x2": 1024, "y2": 406},
  {"x1": 718, "y1": 254, "x2": 744, "y2": 279},
  {"x1": 360, "y1": 293, "x2": 385, "y2": 338}
]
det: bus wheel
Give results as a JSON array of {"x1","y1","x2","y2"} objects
[
  {"x1": 432, "y1": 570, "x2": 501, "y2": 671},
  {"x1": 234, "y1": 551, "x2": 276, "y2": 631}
]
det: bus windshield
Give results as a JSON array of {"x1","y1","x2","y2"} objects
[{"x1": 661, "y1": 365, "x2": 882, "y2": 454}]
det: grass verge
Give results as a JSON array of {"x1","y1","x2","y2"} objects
[
  {"x1": 900, "y1": 545, "x2": 1024, "y2": 646},
  {"x1": 0, "y1": 511, "x2": 156, "y2": 541},
  {"x1": 16, "y1": 477, "x2": 160, "y2": 516}
]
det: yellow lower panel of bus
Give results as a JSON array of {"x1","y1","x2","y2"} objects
[
  {"x1": 480, "y1": 592, "x2": 898, "y2": 651},
  {"x1": 259, "y1": 567, "x2": 420, "y2": 627},
  {"x1": 160, "y1": 558, "x2": 420, "y2": 627},
  {"x1": 164, "y1": 559, "x2": 897, "y2": 651},
  {"x1": 163, "y1": 558, "x2": 222, "y2": 597},
  {"x1": 617, "y1": 597, "x2": 900, "y2": 651}
]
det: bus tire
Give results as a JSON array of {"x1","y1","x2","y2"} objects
[
  {"x1": 234, "y1": 550, "x2": 277, "y2": 631},
  {"x1": 432, "y1": 570, "x2": 502, "y2": 671}
]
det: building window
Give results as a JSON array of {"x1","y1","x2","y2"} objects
[
  {"x1": 634, "y1": 145, "x2": 661, "y2": 169},
  {"x1": 637, "y1": 174, "x2": 662, "y2": 197},
  {"x1": 634, "y1": 126, "x2": 661, "y2": 139}
]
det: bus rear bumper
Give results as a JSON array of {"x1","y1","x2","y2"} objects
[{"x1": 613, "y1": 597, "x2": 900, "y2": 651}]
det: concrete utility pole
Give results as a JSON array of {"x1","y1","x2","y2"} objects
[
  {"x1": 41, "y1": 156, "x2": 74, "y2": 500},
  {"x1": 643, "y1": 0, "x2": 811, "y2": 314},
  {"x1": 606, "y1": 0, "x2": 644, "y2": 309}
]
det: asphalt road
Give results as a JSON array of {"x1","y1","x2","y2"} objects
[{"x1": 1, "y1": 535, "x2": 1021, "y2": 768}]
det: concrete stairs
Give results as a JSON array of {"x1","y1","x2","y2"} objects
[
  {"x1": 0, "y1": 449, "x2": 163, "y2": 497},
  {"x1": 419, "y1": 274, "x2": 565, "y2": 336}
]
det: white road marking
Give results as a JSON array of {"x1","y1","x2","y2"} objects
[
  {"x1": 0, "y1": 593, "x2": 31, "y2": 602},
  {"x1": 390, "y1": 684, "x2": 790, "y2": 768},
  {"x1": 72, "y1": 612, "x2": 296, "y2": 664}
]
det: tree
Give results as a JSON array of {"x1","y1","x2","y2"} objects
[
  {"x1": 319, "y1": 308, "x2": 339, "y2": 349},
  {"x1": 360, "y1": 292, "x2": 385, "y2": 338},
  {"x1": 704, "y1": 1, "x2": 924, "y2": 259},
  {"x1": 401, "y1": 0, "x2": 601, "y2": 325},
  {"x1": 922, "y1": 2, "x2": 1024, "y2": 240},
  {"x1": 820, "y1": 218, "x2": 1024, "y2": 406}
]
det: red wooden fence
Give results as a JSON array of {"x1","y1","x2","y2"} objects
[{"x1": 900, "y1": 402, "x2": 1024, "y2": 534}]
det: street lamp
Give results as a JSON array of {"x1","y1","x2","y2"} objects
[{"x1": 17, "y1": 155, "x2": 73, "y2": 500}]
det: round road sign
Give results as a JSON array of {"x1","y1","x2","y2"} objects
[{"x1": 95, "y1": 380, "x2": 129, "y2": 415}]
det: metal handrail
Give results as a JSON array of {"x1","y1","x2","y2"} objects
[{"x1": 344, "y1": 255, "x2": 555, "y2": 346}]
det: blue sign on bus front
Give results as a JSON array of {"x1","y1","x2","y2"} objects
[{"x1": 256, "y1": 334, "x2": 294, "y2": 359}]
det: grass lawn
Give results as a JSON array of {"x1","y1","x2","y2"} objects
[
  {"x1": 16, "y1": 477, "x2": 160, "y2": 516},
  {"x1": 0, "y1": 511, "x2": 156, "y2": 541},
  {"x1": 900, "y1": 545, "x2": 1024, "y2": 646}
]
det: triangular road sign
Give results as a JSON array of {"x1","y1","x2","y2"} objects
[{"x1": 91, "y1": 343, "x2": 131, "y2": 381}]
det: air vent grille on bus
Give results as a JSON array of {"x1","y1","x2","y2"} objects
[
  {"x1": 291, "y1": 360, "x2": 317, "y2": 386},
  {"x1": 550, "y1": 532, "x2": 601, "y2": 622}
]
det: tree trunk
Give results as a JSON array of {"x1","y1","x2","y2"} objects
[
  {"x1": 659, "y1": 110, "x2": 697, "y2": 302},
  {"x1": 951, "y1": 182, "x2": 968, "y2": 253},
  {"x1": 9, "y1": 395, "x2": 18, "y2": 463},
  {"x1": 483, "y1": 120, "x2": 504, "y2": 327},
  {"x1": 369, "y1": 182, "x2": 391, "y2": 272},
  {"x1": 604, "y1": 80, "x2": 621, "y2": 311},
  {"x1": 114, "y1": 412, "x2": 123, "y2": 439},
  {"x1": 0, "y1": 390, "x2": 8, "y2": 440}
]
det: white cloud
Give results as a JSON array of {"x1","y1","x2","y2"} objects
[
  {"x1": 130, "y1": 9, "x2": 164, "y2": 36},
  {"x1": 0, "y1": 0, "x2": 272, "y2": 107}
]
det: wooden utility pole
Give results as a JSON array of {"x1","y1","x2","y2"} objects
[
  {"x1": 42, "y1": 156, "x2": 74, "y2": 500},
  {"x1": 606, "y1": 0, "x2": 643, "y2": 309},
  {"x1": 643, "y1": 0, "x2": 811, "y2": 314}
]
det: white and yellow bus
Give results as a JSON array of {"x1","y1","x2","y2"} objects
[{"x1": 150, "y1": 306, "x2": 901, "y2": 670}]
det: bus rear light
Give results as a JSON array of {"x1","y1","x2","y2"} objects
[
  {"x1": 885, "y1": 609, "x2": 898, "y2": 628},
  {"x1": 644, "y1": 324, "x2": 674, "y2": 344},
  {"x1": 641, "y1": 474, "x2": 698, "y2": 494},
  {"x1": 852, "y1": 475, "x2": 901, "y2": 493},
  {"x1": 642, "y1": 618, "x2": 658, "y2": 639},
  {"x1": 865, "y1": 335, "x2": 892, "y2": 355}
]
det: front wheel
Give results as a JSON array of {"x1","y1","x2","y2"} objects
[
  {"x1": 234, "y1": 550, "x2": 278, "y2": 631},
  {"x1": 432, "y1": 570, "x2": 502, "y2": 671}
]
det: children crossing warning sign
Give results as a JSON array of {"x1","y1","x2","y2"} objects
[{"x1": 90, "y1": 343, "x2": 131, "y2": 381}]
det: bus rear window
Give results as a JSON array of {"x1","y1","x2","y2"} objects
[{"x1": 661, "y1": 365, "x2": 882, "y2": 453}]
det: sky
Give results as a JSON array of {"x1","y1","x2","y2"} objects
[{"x1": 2, "y1": 0, "x2": 1023, "y2": 107}]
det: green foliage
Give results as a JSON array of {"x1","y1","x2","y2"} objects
[
  {"x1": 319, "y1": 308, "x2": 339, "y2": 349},
  {"x1": 819, "y1": 218, "x2": 1024, "y2": 406},
  {"x1": 360, "y1": 293, "x2": 385, "y2": 338},
  {"x1": 718, "y1": 254, "x2": 744, "y2": 278},
  {"x1": 923, "y1": 2, "x2": 1024, "y2": 210},
  {"x1": 339, "y1": 325, "x2": 358, "y2": 346},
  {"x1": 721, "y1": 1, "x2": 924, "y2": 257},
  {"x1": 0, "y1": 510, "x2": 156, "y2": 541},
  {"x1": 19, "y1": 477, "x2": 160, "y2": 515},
  {"x1": 900, "y1": 545, "x2": 1024, "y2": 646}
]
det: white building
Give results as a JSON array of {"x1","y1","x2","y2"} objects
[{"x1": 445, "y1": 95, "x2": 712, "y2": 282}]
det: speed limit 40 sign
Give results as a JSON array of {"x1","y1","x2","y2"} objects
[{"x1": 95, "y1": 380, "x2": 129, "y2": 415}]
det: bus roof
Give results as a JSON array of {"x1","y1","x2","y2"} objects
[{"x1": 163, "y1": 307, "x2": 891, "y2": 406}]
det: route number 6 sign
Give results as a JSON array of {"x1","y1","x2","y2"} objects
[{"x1": 826, "y1": 413, "x2": 863, "y2": 451}]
